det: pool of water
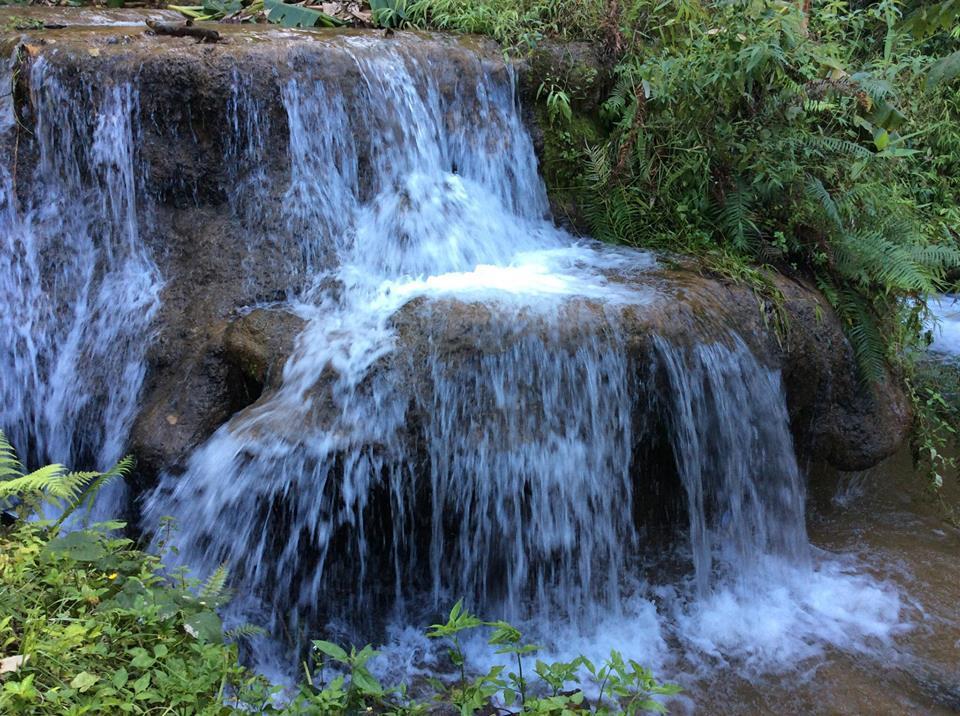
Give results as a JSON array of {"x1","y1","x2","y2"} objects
[{"x1": 684, "y1": 447, "x2": 959, "y2": 714}]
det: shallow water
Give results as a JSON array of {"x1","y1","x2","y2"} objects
[
  {"x1": 360, "y1": 449, "x2": 959, "y2": 715},
  {"x1": 672, "y1": 449, "x2": 960, "y2": 714}
]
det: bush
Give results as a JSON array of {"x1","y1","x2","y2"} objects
[{"x1": 0, "y1": 520, "x2": 254, "y2": 714}]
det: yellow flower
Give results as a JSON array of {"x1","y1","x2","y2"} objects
[{"x1": 107, "y1": 572, "x2": 118, "y2": 580}]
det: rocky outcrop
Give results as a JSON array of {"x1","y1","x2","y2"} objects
[{"x1": 221, "y1": 264, "x2": 911, "y2": 476}]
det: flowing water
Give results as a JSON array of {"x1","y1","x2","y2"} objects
[
  {"x1": 137, "y1": 38, "x2": 912, "y2": 700},
  {"x1": 929, "y1": 295, "x2": 960, "y2": 358},
  {"x1": 3, "y1": 28, "x2": 957, "y2": 713},
  {"x1": 0, "y1": 56, "x2": 162, "y2": 517}
]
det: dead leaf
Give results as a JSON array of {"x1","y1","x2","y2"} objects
[
  {"x1": 166, "y1": 414, "x2": 179, "y2": 426},
  {"x1": 0, "y1": 654, "x2": 28, "y2": 675},
  {"x1": 88, "y1": 47, "x2": 100, "y2": 57}
]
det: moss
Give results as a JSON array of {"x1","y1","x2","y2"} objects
[{"x1": 524, "y1": 42, "x2": 610, "y2": 229}]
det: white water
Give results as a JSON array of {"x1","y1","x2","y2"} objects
[
  {"x1": 138, "y1": 38, "x2": 904, "y2": 690},
  {"x1": 0, "y1": 58, "x2": 162, "y2": 517},
  {"x1": 928, "y1": 295, "x2": 960, "y2": 357}
]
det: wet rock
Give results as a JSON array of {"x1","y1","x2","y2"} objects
[
  {"x1": 236, "y1": 265, "x2": 912, "y2": 475},
  {"x1": 128, "y1": 320, "x2": 234, "y2": 488},
  {"x1": 224, "y1": 308, "x2": 306, "y2": 388},
  {"x1": 773, "y1": 278, "x2": 912, "y2": 471}
]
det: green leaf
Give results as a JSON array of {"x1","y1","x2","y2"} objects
[
  {"x1": 70, "y1": 671, "x2": 99, "y2": 692},
  {"x1": 44, "y1": 531, "x2": 106, "y2": 562},
  {"x1": 312, "y1": 640, "x2": 348, "y2": 662},
  {"x1": 183, "y1": 610, "x2": 223, "y2": 644},
  {"x1": 263, "y1": 0, "x2": 346, "y2": 28},
  {"x1": 351, "y1": 666, "x2": 383, "y2": 695},
  {"x1": 926, "y1": 51, "x2": 960, "y2": 90},
  {"x1": 370, "y1": 0, "x2": 407, "y2": 27},
  {"x1": 872, "y1": 128, "x2": 890, "y2": 151},
  {"x1": 129, "y1": 649, "x2": 155, "y2": 669},
  {"x1": 112, "y1": 668, "x2": 129, "y2": 689},
  {"x1": 132, "y1": 673, "x2": 151, "y2": 694}
]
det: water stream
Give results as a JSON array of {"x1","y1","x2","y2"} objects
[{"x1": 136, "y1": 39, "x2": 906, "y2": 693}]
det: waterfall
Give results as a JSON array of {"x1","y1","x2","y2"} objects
[
  {"x1": 655, "y1": 337, "x2": 810, "y2": 597},
  {"x1": 143, "y1": 45, "x2": 644, "y2": 637},
  {"x1": 0, "y1": 58, "x2": 162, "y2": 516},
  {"x1": 1, "y1": 32, "x2": 901, "y2": 683},
  {"x1": 141, "y1": 39, "x2": 900, "y2": 678}
]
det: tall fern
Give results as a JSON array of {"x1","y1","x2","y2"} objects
[{"x1": 0, "y1": 431, "x2": 133, "y2": 522}]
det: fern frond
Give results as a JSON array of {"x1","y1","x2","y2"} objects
[
  {"x1": 817, "y1": 274, "x2": 888, "y2": 383},
  {"x1": 796, "y1": 135, "x2": 873, "y2": 159},
  {"x1": 0, "y1": 432, "x2": 22, "y2": 481},
  {"x1": 804, "y1": 177, "x2": 841, "y2": 229},
  {"x1": 200, "y1": 563, "x2": 233, "y2": 606},
  {"x1": 0, "y1": 432, "x2": 133, "y2": 521},
  {"x1": 59, "y1": 456, "x2": 135, "y2": 524},
  {"x1": 225, "y1": 623, "x2": 265, "y2": 642},
  {"x1": 714, "y1": 181, "x2": 759, "y2": 251},
  {"x1": 0, "y1": 463, "x2": 72, "y2": 500}
]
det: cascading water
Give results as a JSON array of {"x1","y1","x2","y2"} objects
[
  {"x1": 0, "y1": 19, "x2": 911, "y2": 708},
  {"x1": 0, "y1": 57, "x2": 162, "y2": 517},
  {"x1": 137, "y1": 37, "x2": 903, "y2": 684}
]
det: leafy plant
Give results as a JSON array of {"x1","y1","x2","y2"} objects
[
  {"x1": 0, "y1": 436, "x2": 272, "y2": 714},
  {"x1": 263, "y1": 0, "x2": 347, "y2": 28},
  {"x1": 0, "y1": 431, "x2": 132, "y2": 525},
  {"x1": 370, "y1": 0, "x2": 408, "y2": 28}
]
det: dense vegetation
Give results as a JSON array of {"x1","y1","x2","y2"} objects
[{"x1": 0, "y1": 435, "x2": 678, "y2": 713}]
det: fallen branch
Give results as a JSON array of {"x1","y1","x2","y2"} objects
[{"x1": 145, "y1": 19, "x2": 222, "y2": 44}]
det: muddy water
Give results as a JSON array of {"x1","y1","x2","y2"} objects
[{"x1": 688, "y1": 448, "x2": 960, "y2": 715}]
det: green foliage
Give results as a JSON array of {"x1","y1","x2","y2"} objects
[
  {"x1": 908, "y1": 355, "x2": 959, "y2": 492},
  {"x1": 0, "y1": 519, "x2": 264, "y2": 714},
  {"x1": 0, "y1": 437, "x2": 267, "y2": 714},
  {"x1": 370, "y1": 0, "x2": 409, "y2": 28},
  {"x1": 408, "y1": 0, "x2": 960, "y2": 385},
  {"x1": 405, "y1": 0, "x2": 605, "y2": 51},
  {"x1": 901, "y1": 0, "x2": 960, "y2": 39},
  {"x1": 0, "y1": 431, "x2": 133, "y2": 525},
  {"x1": 263, "y1": 0, "x2": 347, "y2": 28}
]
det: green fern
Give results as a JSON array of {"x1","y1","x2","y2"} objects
[
  {"x1": 0, "y1": 431, "x2": 133, "y2": 521},
  {"x1": 804, "y1": 177, "x2": 842, "y2": 228},
  {"x1": 224, "y1": 623, "x2": 266, "y2": 642},
  {"x1": 199, "y1": 563, "x2": 233, "y2": 607},
  {"x1": 713, "y1": 182, "x2": 759, "y2": 252},
  {"x1": 816, "y1": 276, "x2": 889, "y2": 384}
]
